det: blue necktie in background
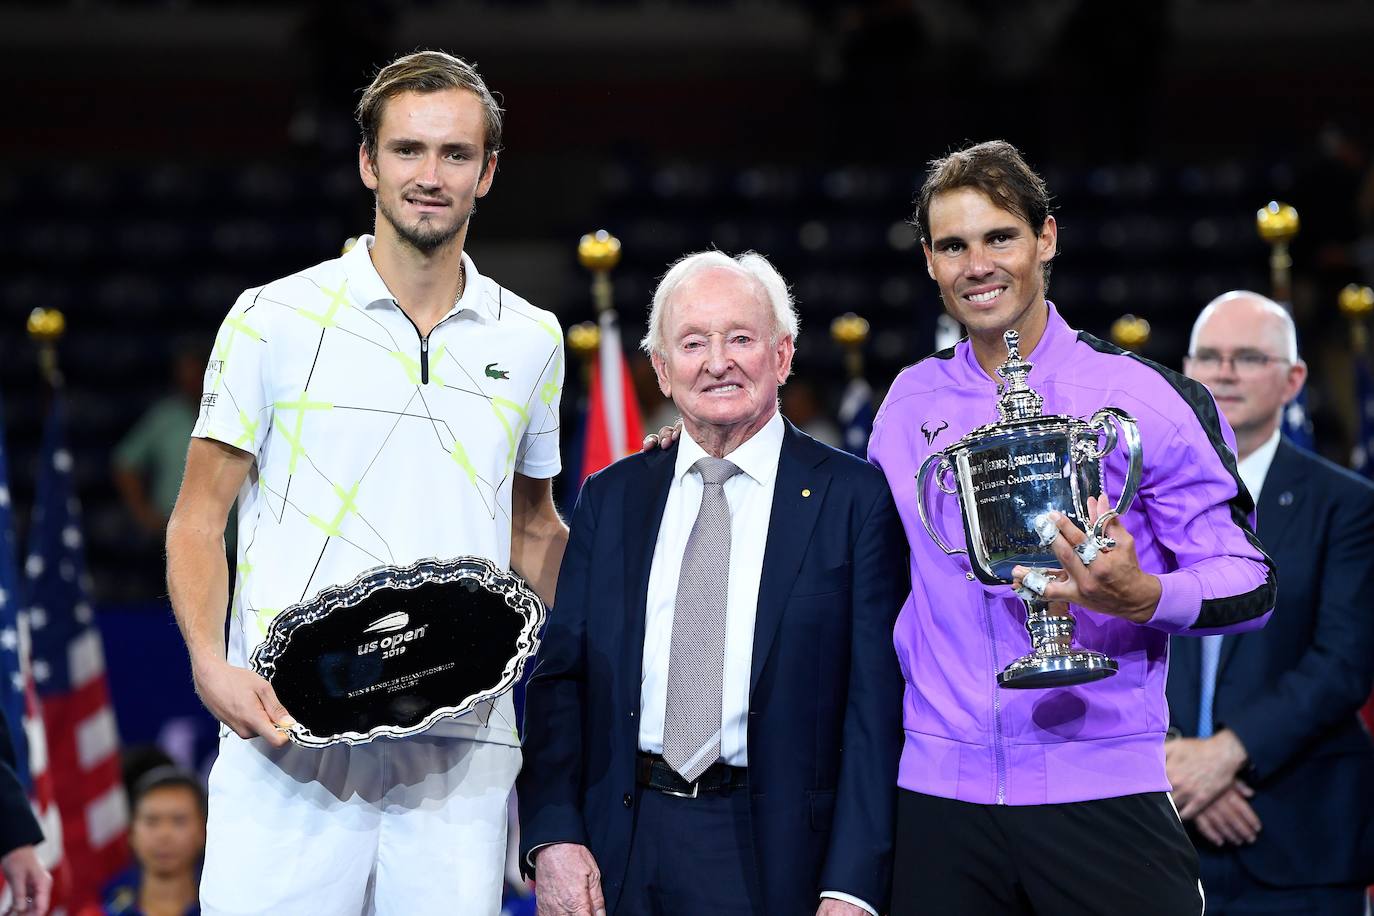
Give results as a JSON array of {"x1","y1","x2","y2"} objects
[{"x1": 1197, "y1": 635, "x2": 1223, "y2": 738}]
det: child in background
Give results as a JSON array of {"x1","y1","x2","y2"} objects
[{"x1": 104, "y1": 769, "x2": 205, "y2": 916}]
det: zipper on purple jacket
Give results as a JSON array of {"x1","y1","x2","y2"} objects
[{"x1": 983, "y1": 593, "x2": 1007, "y2": 804}]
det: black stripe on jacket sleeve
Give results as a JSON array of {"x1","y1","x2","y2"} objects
[{"x1": 1076, "y1": 332, "x2": 1277, "y2": 629}]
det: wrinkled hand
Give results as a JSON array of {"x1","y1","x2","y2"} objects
[
  {"x1": 1011, "y1": 495, "x2": 1160, "y2": 623},
  {"x1": 192, "y1": 657, "x2": 294, "y2": 746},
  {"x1": 534, "y1": 843, "x2": 605, "y2": 916},
  {"x1": 1166, "y1": 729, "x2": 1248, "y2": 819},
  {"x1": 641, "y1": 420, "x2": 681, "y2": 452},
  {"x1": 817, "y1": 898, "x2": 871, "y2": 915},
  {"x1": 1192, "y1": 781, "x2": 1261, "y2": 846},
  {"x1": 1, "y1": 845, "x2": 52, "y2": 916}
]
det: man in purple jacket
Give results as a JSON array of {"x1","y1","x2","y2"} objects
[{"x1": 868, "y1": 140, "x2": 1276, "y2": 915}]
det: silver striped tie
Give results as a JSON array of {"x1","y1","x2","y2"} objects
[{"x1": 662, "y1": 456, "x2": 741, "y2": 783}]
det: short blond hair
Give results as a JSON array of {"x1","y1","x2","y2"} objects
[{"x1": 356, "y1": 50, "x2": 504, "y2": 167}]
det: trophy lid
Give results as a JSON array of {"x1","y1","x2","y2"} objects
[
  {"x1": 938, "y1": 328, "x2": 1088, "y2": 455},
  {"x1": 995, "y1": 330, "x2": 1044, "y2": 422}
]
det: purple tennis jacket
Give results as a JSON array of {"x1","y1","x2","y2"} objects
[{"x1": 869, "y1": 304, "x2": 1276, "y2": 806}]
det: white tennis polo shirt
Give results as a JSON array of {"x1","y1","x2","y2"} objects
[{"x1": 193, "y1": 234, "x2": 563, "y2": 746}]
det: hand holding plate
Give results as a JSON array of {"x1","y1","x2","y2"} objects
[{"x1": 193, "y1": 656, "x2": 295, "y2": 747}]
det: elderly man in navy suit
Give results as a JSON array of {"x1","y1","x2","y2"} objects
[
  {"x1": 1167, "y1": 290, "x2": 1374, "y2": 914},
  {"x1": 518, "y1": 250, "x2": 907, "y2": 916}
]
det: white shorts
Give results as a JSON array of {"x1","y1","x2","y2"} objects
[{"x1": 201, "y1": 731, "x2": 520, "y2": 916}]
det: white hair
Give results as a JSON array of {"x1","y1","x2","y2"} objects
[
  {"x1": 1189, "y1": 290, "x2": 1299, "y2": 363},
  {"x1": 640, "y1": 250, "x2": 800, "y2": 356}
]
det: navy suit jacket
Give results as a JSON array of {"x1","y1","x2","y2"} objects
[
  {"x1": 518, "y1": 420, "x2": 908, "y2": 915},
  {"x1": 1166, "y1": 437, "x2": 1374, "y2": 886},
  {"x1": 0, "y1": 705, "x2": 42, "y2": 857}
]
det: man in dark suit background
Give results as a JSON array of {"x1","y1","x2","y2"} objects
[
  {"x1": 1168, "y1": 290, "x2": 1374, "y2": 914},
  {"x1": 518, "y1": 250, "x2": 907, "y2": 915},
  {"x1": 1, "y1": 705, "x2": 52, "y2": 915}
]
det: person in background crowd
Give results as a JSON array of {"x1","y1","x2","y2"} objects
[
  {"x1": 113, "y1": 340, "x2": 225, "y2": 598},
  {"x1": 165, "y1": 50, "x2": 566, "y2": 915},
  {"x1": 119, "y1": 745, "x2": 176, "y2": 803},
  {"x1": 113, "y1": 342, "x2": 209, "y2": 538},
  {"x1": 1168, "y1": 291, "x2": 1374, "y2": 914},
  {"x1": 104, "y1": 768, "x2": 206, "y2": 916},
  {"x1": 520, "y1": 250, "x2": 907, "y2": 916},
  {"x1": 869, "y1": 140, "x2": 1276, "y2": 915},
  {"x1": 0, "y1": 705, "x2": 50, "y2": 916}
]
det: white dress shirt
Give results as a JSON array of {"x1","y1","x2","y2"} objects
[
  {"x1": 639, "y1": 411, "x2": 783, "y2": 764},
  {"x1": 1238, "y1": 428, "x2": 1281, "y2": 507},
  {"x1": 1200, "y1": 429, "x2": 1283, "y2": 712}
]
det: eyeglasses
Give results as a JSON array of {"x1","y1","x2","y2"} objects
[{"x1": 1186, "y1": 349, "x2": 1292, "y2": 376}]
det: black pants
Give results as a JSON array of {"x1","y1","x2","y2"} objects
[
  {"x1": 614, "y1": 783, "x2": 763, "y2": 916},
  {"x1": 892, "y1": 789, "x2": 1203, "y2": 915},
  {"x1": 1199, "y1": 847, "x2": 1369, "y2": 915}
]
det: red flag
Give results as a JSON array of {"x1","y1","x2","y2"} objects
[{"x1": 580, "y1": 311, "x2": 644, "y2": 481}]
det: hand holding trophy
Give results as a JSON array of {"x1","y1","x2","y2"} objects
[
  {"x1": 917, "y1": 329, "x2": 1144, "y2": 688},
  {"x1": 1010, "y1": 495, "x2": 1161, "y2": 626}
]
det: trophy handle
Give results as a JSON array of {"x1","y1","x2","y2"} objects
[
  {"x1": 1086, "y1": 408, "x2": 1143, "y2": 538},
  {"x1": 917, "y1": 453, "x2": 965, "y2": 556}
]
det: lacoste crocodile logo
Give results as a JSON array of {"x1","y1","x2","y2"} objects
[
  {"x1": 485, "y1": 363, "x2": 509, "y2": 380},
  {"x1": 921, "y1": 419, "x2": 949, "y2": 445}
]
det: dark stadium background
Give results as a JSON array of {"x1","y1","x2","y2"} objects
[{"x1": 3, "y1": 0, "x2": 1373, "y2": 784}]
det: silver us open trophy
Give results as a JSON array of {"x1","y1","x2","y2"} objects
[{"x1": 917, "y1": 330, "x2": 1143, "y2": 688}]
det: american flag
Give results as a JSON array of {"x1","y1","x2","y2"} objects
[
  {"x1": 0, "y1": 390, "x2": 71, "y2": 912},
  {"x1": 1281, "y1": 391, "x2": 1314, "y2": 450},
  {"x1": 0, "y1": 392, "x2": 32, "y2": 793},
  {"x1": 1353, "y1": 353, "x2": 1374, "y2": 480},
  {"x1": 24, "y1": 394, "x2": 128, "y2": 910},
  {"x1": 1269, "y1": 293, "x2": 1314, "y2": 449},
  {"x1": 838, "y1": 377, "x2": 874, "y2": 458}
]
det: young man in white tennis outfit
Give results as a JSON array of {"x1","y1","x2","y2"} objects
[{"x1": 166, "y1": 51, "x2": 568, "y2": 915}]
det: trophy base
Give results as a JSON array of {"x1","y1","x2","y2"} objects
[{"x1": 997, "y1": 651, "x2": 1118, "y2": 689}]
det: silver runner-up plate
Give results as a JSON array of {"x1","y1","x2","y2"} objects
[{"x1": 250, "y1": 556, "x2": 544, "y2": 747}]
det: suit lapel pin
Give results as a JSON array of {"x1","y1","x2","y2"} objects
[
  {"x1": 1278, "y1": 491, "x2": 1293, "y2": 507},
  {"x1": 801, "y1": 488, "x2": 811, "y2": 498}
]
